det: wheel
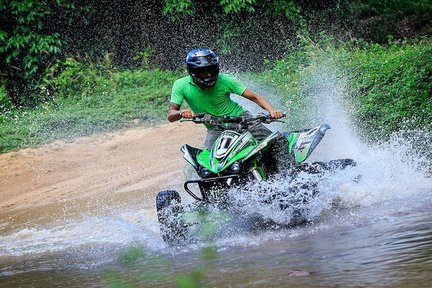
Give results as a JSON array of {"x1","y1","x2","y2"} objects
[
  {"x1": 156, "y1": 190, "x2": 181, "y2": 211},
  {"x1": 297, "y1": 158, "x2": 357, "y2": 174},
  {"x1": 155, "y1": 190, "x2": 188, "y2": 245}
]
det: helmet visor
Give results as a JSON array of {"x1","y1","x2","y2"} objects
[{"x1": 191, "y1": 65, "x2": 219, "y2": 80}]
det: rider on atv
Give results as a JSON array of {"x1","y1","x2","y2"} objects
[
  {"x1": 158, "y1": 49, "x2": 356, "y2": 244},
  {"x1": 167, "y1": 47, "x2": 284, "y2": 150}
]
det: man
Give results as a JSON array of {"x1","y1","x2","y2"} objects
[{"x1": 167, "y1": 47, "x2": 284, "y2": 150}]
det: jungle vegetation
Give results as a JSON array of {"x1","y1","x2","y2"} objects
[{"x1": 0, "y1": 0, "x2": 431, "y2": 152}]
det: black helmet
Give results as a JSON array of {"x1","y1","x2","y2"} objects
[{"x1": 185, "y1": 48, "x2": 219, "y2": 88}]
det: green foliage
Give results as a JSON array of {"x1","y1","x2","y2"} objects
[
  {"x1": 271, "y1": 0, "x2": 305, "y2": 27},
  {"x1": 132, "y1": 48, "x2": 155, "y2": 69},
  {"x1": 163, "y1": 0, "x2": 302, "y2": 18},
  {"x1": 216, "y1": 14, "x2": 299, "y2": 59},
  {"x1": 336, "y1": 39, "x2": 432, "y2": 138},
  {"x1": 163, "y1": 0, "x2": 259, "y2": 14},
  {"x1": 42, "y1": 53, "x2": 115, "y2": 99},
  {"x1": 255, "y1": 37, "x2": 322, "y2": 128},
  {"x1": 1, "y1": 0, "x2": 431, "y2": 152},
  {"x1": 215, "y1": 1, "x2": 304, "y2": 68},
  {"x1": 1, "y1": 0, "x2": 431, "y2": 110},
  {"x1": 102, "y1": 245, "x2": 219, "y2": 287},
  {"x1": 163, "y1": 0, "x2": 194, "y2": 15},
  {"x1": 220, "y1": 0, "x2": 257, "y2": 13},
  {"x1": 0, "y1": 84, "x2": 12, "y2": 112},
  {"x1": 344, "y1": 0, "x2": 432, "y2": 41},
  {"x1": 357, "y1": 0, "x2": 432, "y2": 17},
  {"x1": 217, "y1": 22, "x2": 242, "y2": 55},
  {"x1": 256, "y1": 36, "x2": 432, "y2": 139},
  {"x1": 0, "y1": 0, "x2": 87, "y2": 106}
]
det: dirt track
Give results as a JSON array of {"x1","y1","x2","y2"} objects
[{"x1": 0, "y1": 123, "x2": 205, "y2": 220}]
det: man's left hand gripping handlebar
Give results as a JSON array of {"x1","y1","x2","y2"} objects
[{"x1": 269, "y1": 110, "x2": 284, "y2": 119}]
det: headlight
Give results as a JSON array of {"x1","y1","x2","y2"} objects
[
  {"x1": 230, "y1": 162, "x2": 241, "y2": 173},
  {"x1": 200, "y1": 168, "x2": 211, "y2": 178}
]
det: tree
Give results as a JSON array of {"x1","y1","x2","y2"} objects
[{"x1": 0, "y1": 0, "x2": 85, "y2": 107}]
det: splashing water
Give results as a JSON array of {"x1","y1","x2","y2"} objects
[
  {"x1": 227, "y1": 61, "x2": 432, "y2": 225},
  {"x1": 225, "y1": 171, "x2": 339, "y2": 225},
  {"x1": 328, "y1": 131, "x2": 432, "y2": 207},
  {"x1": 302, "y1": 61, "x2": 431, "y2": 207},
  {"x1": 0, "y1": 209, "x2": 165, "y2": 261}
]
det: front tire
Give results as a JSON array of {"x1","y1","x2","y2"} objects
[{"x1": 156, "y1": 190, "x2": 188, "y2": 245}]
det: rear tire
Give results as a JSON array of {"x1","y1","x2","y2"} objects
[
  {"x1": 156, "y1": 190, "x2": 188, "y2": 245},
  {"x1": 298, "y1": 158, "x2": 356, "y2": 173},
  {"x1": 326, "y1": 158, "x2": 356, "y2": 170}
]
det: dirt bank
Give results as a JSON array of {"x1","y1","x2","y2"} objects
[{"x1": 0, "y1": 123, "x2": 205, "y2": 217}]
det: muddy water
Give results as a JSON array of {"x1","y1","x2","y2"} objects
[
  {"x1": 1, "y1": 171, "x2": 431, "y2": 288},
  {"x1": 1, "y1": 122, "x2": 432, "y2": 288}
]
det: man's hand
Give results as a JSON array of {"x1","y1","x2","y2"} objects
[
  {"x1": 269, "y1": 110, "x2": 284, "y2": 119},
  {"x1": 180, "y1": 109, "x2": 195, "y2": 119},
  {"x1": 167, "y1": 103, "x2": 196, "y2": 122}
]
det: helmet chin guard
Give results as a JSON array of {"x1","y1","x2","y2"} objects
[{"x1": 185, "y1": 48, "x2": 220, "y2": 88}]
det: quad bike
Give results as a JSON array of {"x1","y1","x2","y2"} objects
[{"x1": 156, "y1": 113, "x2": 356, "y2": 244}]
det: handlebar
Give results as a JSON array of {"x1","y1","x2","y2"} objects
[{"x1": 181, "y1": 113, "x2": 285, "y2": 131}]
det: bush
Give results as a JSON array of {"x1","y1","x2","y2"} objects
[
  {"x1": 42, "y1": 54, "x2": 116, "y2": 100},
  {"x1": 336, "y1": 39, "x2": 432, "y2": 138}
]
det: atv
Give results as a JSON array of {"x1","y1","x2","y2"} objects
[{"x1": 156, "y1": 113, "x2": 355, "y2": 244}]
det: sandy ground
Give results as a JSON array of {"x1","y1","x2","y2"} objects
[{"x1": 0, "y1": 123, "x2": 205, "y2": 223}]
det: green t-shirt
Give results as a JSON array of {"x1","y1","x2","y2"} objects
[{"x1": 170, "y1": 74, "x2": 247, "y2": 117}]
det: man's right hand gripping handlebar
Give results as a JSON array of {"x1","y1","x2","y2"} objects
[{"x1": 180, "y1": 109, "x2": 195, "y2": 119}]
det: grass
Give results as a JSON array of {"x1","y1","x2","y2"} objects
[{"x1": 0, "y1": 68, "x2": 181, "y2": 153}]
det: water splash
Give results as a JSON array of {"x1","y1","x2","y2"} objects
[
  {"x1": 327, "y1": 131, "x2": 432, "y2": 207},
  {"x1": 0, "y1": 209, "x2": 164, "y2": 259},
  {"x1": 228, "y1": 60, "x2": 431, "y2": 223},
  {"x1": 302, "y1": 60, "x2": 431, "y2": 207}
]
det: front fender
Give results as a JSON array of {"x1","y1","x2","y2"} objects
[
  {"x1": 285, "y1": 124, "x2": 331, "y2": 164},
  {"x1": 181, "y1": 144, "x2": 202, "y2": 169}
]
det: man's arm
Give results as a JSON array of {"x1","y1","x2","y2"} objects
[
  {"x1": 241, "y1": 88, "x2": 283, "y2": 119},
  {"x1": 167, "y1": 103, "x2": 195, "y2": 122}
]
